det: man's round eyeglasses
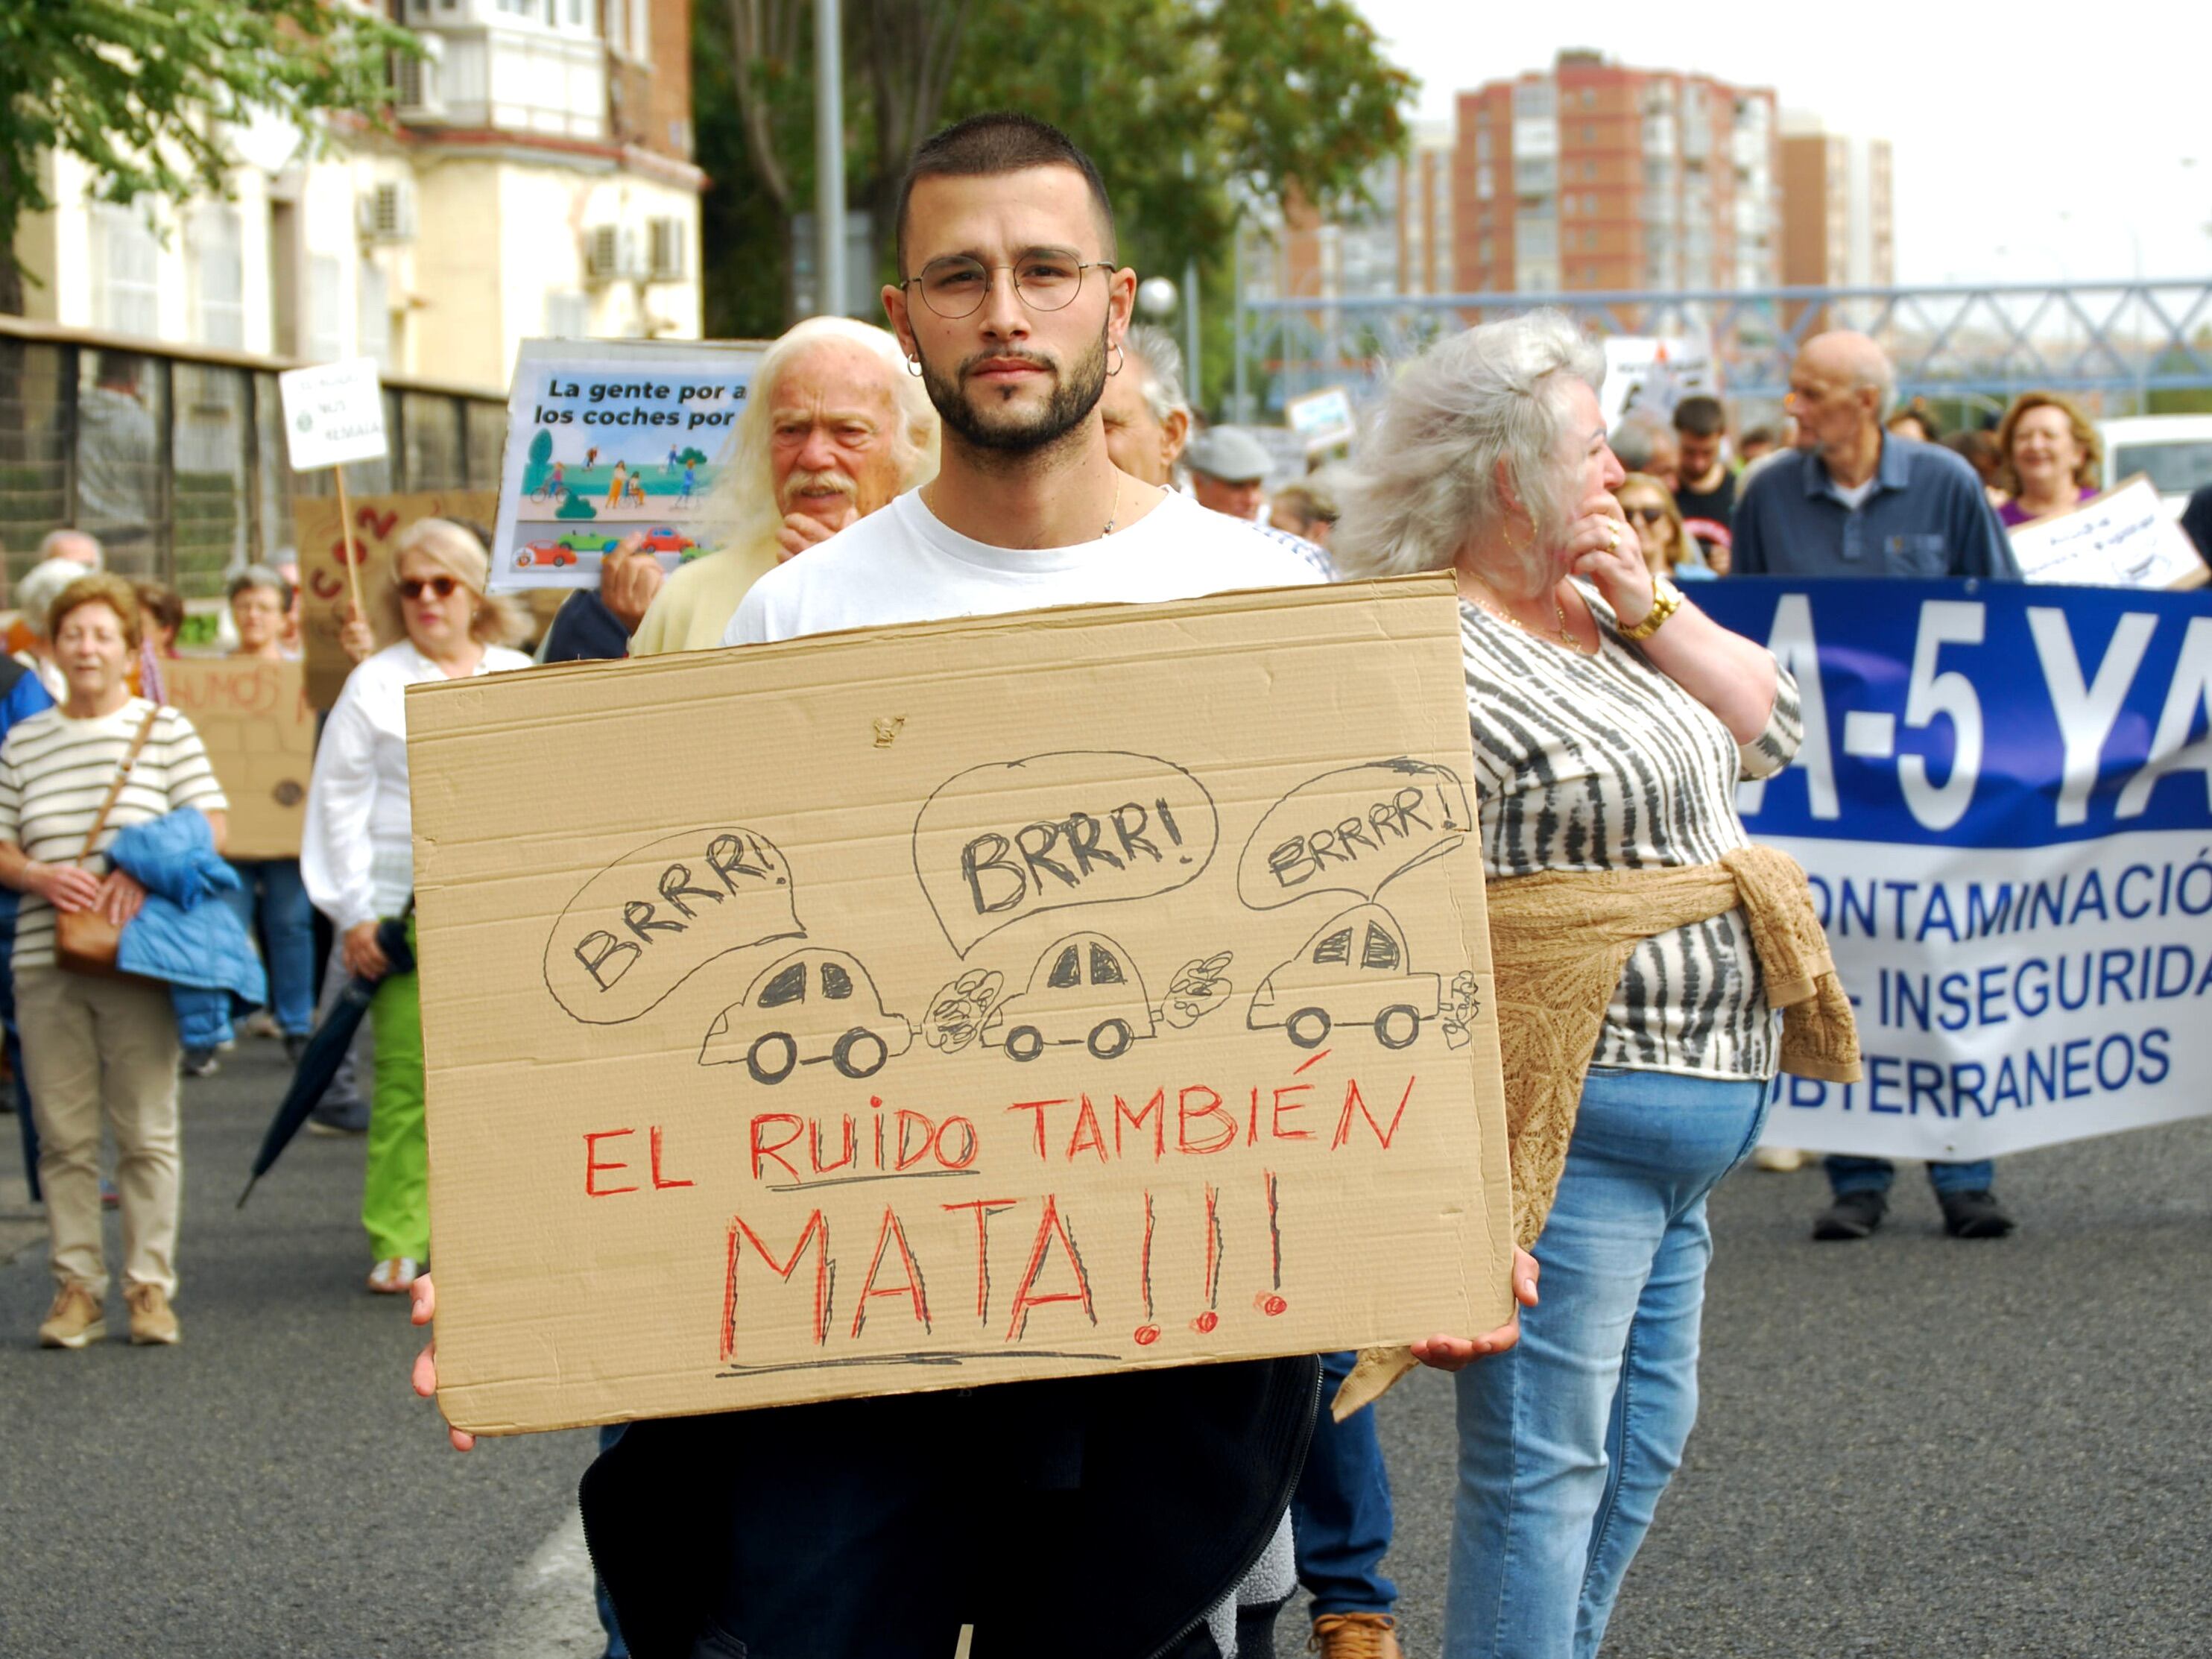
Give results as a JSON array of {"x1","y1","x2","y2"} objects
[{"x1": 903, "y1": 251, "x2": 1112, "y2": 319}]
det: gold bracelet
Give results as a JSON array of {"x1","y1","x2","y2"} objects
[{"x1": 1618, "y1": 577, "x2": 1683, "y2": 642}]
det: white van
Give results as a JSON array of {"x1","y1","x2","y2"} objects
[{"x1": 2099, "y1": 415, "x2": 2212, "y2": 518}]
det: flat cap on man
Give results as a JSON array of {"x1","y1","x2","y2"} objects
[{"x1": 1184, "y1": 426, "x2": 1273, "y2": 484}]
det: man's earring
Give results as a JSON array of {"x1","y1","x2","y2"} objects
[
  {"x1": 1108, "y1": 341, "x2": 1126, "y2": 376},
  {"x1": 906, "y1": 356, "x2": 923, "y2": 377}
]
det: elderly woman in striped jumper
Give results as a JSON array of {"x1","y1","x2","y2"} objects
[{"x1": 1338, "y1": 312, "x2": 1857, "y2": 1659}]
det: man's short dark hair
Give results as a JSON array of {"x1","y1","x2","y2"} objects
[
  {"x1": 1672, "y1": 394, "x2": 1725, "y2": 438},
  {"x1": 895, "y1": 112, "x2": 1116, "y2": 275}
]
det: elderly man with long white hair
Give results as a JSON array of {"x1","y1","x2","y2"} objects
[
  {"x1": 602, "y1": 317, "x2": 939, "y2": 656},
  {"x1": 1333, "y1": 310, "x2": 1855, "y2": 1659}
]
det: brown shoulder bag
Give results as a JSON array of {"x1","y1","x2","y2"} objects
[{"x1": 54, "y1": 706, "x2": 162, "y2": 980}]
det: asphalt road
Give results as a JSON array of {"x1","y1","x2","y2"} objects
[{"x1": 4, "y1": 1035, "x2": 2208, "y2": 1656}]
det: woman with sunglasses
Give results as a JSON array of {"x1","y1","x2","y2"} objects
[
  {"x1": 303, "y1": 519, "x2": 529, "y2": 1295},
  {"x1": 1614, "y1": 473, "x2": 1718, "y2": 583}
]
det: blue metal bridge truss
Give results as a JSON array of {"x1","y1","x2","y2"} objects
[{"x1": 1233, "y1": 278, "x2": 2212, "y2": 417}]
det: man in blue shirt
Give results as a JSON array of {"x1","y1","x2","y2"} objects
[
  {"x1": 1732, "y1": 332, "x2": 2020, "y2": 581},
  {"x1": 1734, "y1": 332, "x2": 2020, "y2": 1242},
  {"x1": 0, "y1": 650, "x2": 55, "y2": 1194}
]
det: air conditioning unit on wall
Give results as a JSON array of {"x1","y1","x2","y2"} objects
[
  {"x1": 585, "y1": 224, "x2": 645, "y2": 284},
  {"x1": 358, "y1": 180, "x2": 417, "y2": 243},
  {"x1": 391, "y1": 38, "x2": 446, "y2": 122},
  {"x1": 648, "y1": 217, "x2": 688, "y2": 281}
]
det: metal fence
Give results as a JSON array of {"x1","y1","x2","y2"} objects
[
  {"x1": 0, "y1": 317, "x2": 507, "y2": 604},
  {"x1": 1233, "y1": 278, "x2": 2212, "y2": 420}
]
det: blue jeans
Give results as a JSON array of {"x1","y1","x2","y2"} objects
[
  {"x1": 223, "y1": 859, "x2": 317, "y2": 1034},
  {"x1": 1446, "y1": 1066, "x2": 1769, "y2": 1659},
  {"x1": 1293, "y1": 1349, "x2": 1398, "y2": 1616},
  {"x1": 1824, "y1": 1154, "x2": 1995, "y2": 1197},
  {"x1": 595, "y1": 1423, "x2": 630, "y2": 1659}
]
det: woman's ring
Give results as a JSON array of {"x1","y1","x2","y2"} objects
[{"x1": 1605, "y1": 523, "x2": 1620, "y2": 552}]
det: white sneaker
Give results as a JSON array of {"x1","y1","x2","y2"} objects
[
  {"x1": 367, "y1": 1257, "x2": 421, "y2": 1295},
  {"x1": 1751, "y1": 1145, "x2": 1810, "y2": 1172}
]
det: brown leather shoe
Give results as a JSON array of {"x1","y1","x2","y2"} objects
[
  {"x1": 125, "y1": 1283, "x2": 180, "y2": 1345},
  {"x1": 1310, "y1": 1613, "x2": 1404, "y2": 1659},
  {"x1": 38, "y1": 1283, "x2": 107, "y2": 1348}
]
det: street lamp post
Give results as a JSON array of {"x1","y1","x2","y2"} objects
[{"x1": 814, "y1": 0, "x2": 846, "y2": 317}]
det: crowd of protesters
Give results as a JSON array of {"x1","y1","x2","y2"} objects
[{"x1": 10, "y1": 107, "x2": 2211, "y2": 1659}]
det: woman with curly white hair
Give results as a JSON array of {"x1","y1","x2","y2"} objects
[{"x1": 1336, "y1": 312, "x2": 1856, "y2": 1658}]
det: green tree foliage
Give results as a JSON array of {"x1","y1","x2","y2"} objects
[
  {"x1": 555, "y1": 491, "x2": 599, "y2": 521},
  {"x1": 695, "y1": 0, "x2": 1415, "y2": 408},
  {"x1": 523, "y1": 426, "x2": 555, "y2": 492},
  {"x1": 0, "y1": 0, "x2": 417, "y2": 312}
]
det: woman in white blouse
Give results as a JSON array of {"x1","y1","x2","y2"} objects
[
  {"x1": 1336, "y1": 312, "x2": 1818, "y2": 1659},
  {"x1": 303, "y1": 519, "x2": 530, "y2": 1295}
]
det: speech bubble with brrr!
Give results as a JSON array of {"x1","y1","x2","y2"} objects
[
  {"x1": 912, "y1": 750, "x2": 1219, "y2": 957},
  {"x1": 544, "y1": 826, "x2": 803, "y2": 1023},
  {"x1": 1237, "y1": 759, "x2": 1470, "y2": 911}
]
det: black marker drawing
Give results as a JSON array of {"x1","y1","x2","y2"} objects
[
  {"x1": 1440, "y1": 970, "x2": 1482, "y2": 1050},
  {"x1": 919, "y1": 968, "x2": 1005, "y2": 1056},
  {"x1": 700, "y1": 948, "x2": 915, "y2": 1084},
  {"x1": 546, "y1": 826, "x2": 803, "y2": 1024},
  {"x1": 1247, "y1": 903, "x2": 1440, "y2": 1051},
  {"x1": 1236, "y1": 759, "x2": 1471, "y2": 913},
  {"x1": 982, "y1": 933, "x2": 1233, "y2": 1064},
  {"x1": 912, "y1": 750, "x2": 1220, "y2": 958}
]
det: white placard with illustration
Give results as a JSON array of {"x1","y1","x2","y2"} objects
[
  {"x1": 277, "y1": 357, "x2": 388, "y2": 471},
  {"x1": 489, "y1": 339, "x2": 765, "y2": 591},
  {"x1": 1599, "y1": 335, "x2": 1716, "y2": 431},
  {"x1": 2009, "y1": 474, "x2": 2210, "y2": 590}
]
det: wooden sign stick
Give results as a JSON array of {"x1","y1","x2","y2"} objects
[{"x1": 333, "y1": 464, "x2": 366, "y2": 623}]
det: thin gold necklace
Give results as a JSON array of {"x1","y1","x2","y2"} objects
[{"x1": 1467, "y1": 577, "x2": 1590, "y2": 654}]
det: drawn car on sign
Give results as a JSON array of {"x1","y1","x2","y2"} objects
[
  {"x1": 556, "y1": 530, "x2": 622, "y2": 555},
  {"x1": 514, "y1": 541, "x2": 578, "y2": 569},
  {"x1": 1247, "y1": 903, "x2": 1439, "y2": 1050},
  {"x1": 699, "y1": 949, "x2": 914, "y2": 1084},
  {"x1": 636, "y1": 525, "x2": 696, "y2": 554},
  {"x1": 985, "y1": 932, "x2": 1157, "y2": 1062}
]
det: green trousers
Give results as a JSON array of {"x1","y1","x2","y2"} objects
[{"x1": 362, "y1": 926, "x2": 427, "y2": 1262}]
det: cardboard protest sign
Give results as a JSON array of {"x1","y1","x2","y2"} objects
[
  {"x1": 409, "y1": 574, "x2": 1512, "y2": 1435},
  {"x1": 163, "y1": 658, "x2": 314, "y2": 860},
  {"x1": 488, "y1": 338, "x2": 767, "y2": 592},
  {"x1": 293, "y1": 489, "x2": 497, "y2": 708},
  {"x1": 2010, "y1": 474, "x2": 2210, "y2": 590}
]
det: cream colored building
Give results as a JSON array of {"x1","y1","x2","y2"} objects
[{"x1": 12, "y1": 0, "x2": 704, "y2": 396}]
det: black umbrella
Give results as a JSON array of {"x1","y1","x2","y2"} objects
[{"x1": 237, "y1": 912, "x2": 415, "y2": 1208}]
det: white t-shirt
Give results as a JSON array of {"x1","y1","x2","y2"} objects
[{"x1": 723, "y1": 488, "x2": 1323, "y2": 645}]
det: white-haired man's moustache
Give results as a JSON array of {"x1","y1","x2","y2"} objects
[{"x1": 780, "y1": 470, "x2": 859, "y2": 511}]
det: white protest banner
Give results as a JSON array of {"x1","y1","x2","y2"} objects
[
  {"x1": 1599, "y1": 335, "x2": 1716, "y2": 431},
  {"x1": 277, "y1": 357, "x2": 388, "y2": 471},
  {"x1": 2009, "y1": 474, "x2": 2210, "y2": 590},
  {"x1": 489, "y1": 338, "x2": 766, "y2": 591},
  {"x1": 1698, "y1": 578, "x2": 2212, "y2": 1162}
]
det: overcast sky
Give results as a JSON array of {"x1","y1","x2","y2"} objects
[{"x1": 1353, "y1": 0, "x2": 2210, "y2": 289}]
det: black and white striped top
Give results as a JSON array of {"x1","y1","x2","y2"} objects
[
  {"x1": 0, "y1": 699, "x2": 227, "y2": 970},
  {"x1": 1463, "y1": 587, "x2": 1802, "y2": 1080}
]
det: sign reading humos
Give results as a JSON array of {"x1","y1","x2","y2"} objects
[{"x1": 409, "y1": 575, "x2": 1512, "y2": 1435}]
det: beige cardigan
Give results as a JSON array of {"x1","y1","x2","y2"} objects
[{"x1": 1336, "y1": 844, "x2": 1862, "y2": 1417}]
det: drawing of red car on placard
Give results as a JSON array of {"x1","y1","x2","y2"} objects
[
  {"x1": 514, "y1": 541, "x2": 578, "y2": 569},
  {"x1": 698, "y1": 949, "x2": 914, "y2": 1084},
  {"x1": 636, "y1": 525, "x2": 695, "y2": 554},
  {"x1": 1247, "y1": 903, "x2": 1439, "y2": 1050}
]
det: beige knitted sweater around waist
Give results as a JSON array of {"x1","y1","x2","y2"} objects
[{"x1": 1337, "y1": 844, "x2": 1862, "y2": 1417}]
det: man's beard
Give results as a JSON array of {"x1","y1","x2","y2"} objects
[{"x1": 917, "y1": 329, "x2": 1108, "y2": 455}]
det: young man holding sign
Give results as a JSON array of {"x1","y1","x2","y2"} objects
[{"x1": 414, "y1": 114, "x2": 1534, "y2": 1659}]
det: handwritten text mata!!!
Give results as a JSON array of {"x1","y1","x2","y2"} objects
[{"x1": 577, "y1": 1069, "x2": 1424, "y2": 1365}]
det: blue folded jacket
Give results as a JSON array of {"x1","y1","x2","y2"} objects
[{"x1": 108, "y1": 809, "x2": 268, "y2": 1052}]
